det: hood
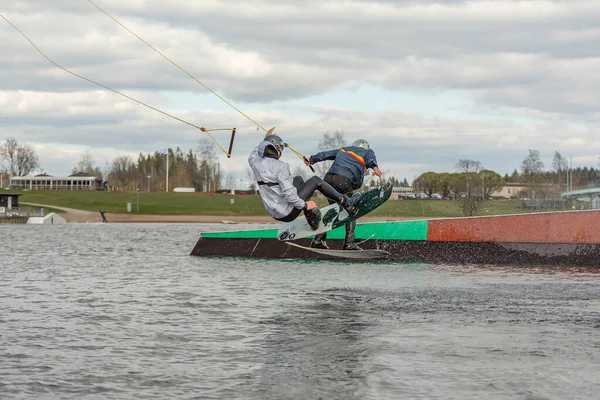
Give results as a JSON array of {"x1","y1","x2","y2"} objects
[{"x1": 257, "y1": 140, "x2": 279, "y2": 159}]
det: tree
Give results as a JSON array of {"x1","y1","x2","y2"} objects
[
  {"x1": 246, "y1": 167, "x2": 256, "y2": 191},
  {"x1": 455, "y1": 159, "x2": 482, "y2": 174},
  {"x1": 109, "y1": 155, "x2": 135, "y2": 190},
  {"x1": 224, "y1": 173, "x2": 235, "y2": 190},
  {"x1": 552, "y1": 151, "x2": 568, "y2": 186},
  {"x1": 480, "y1": 170, "x2": 505, "y2": 198},
  {"x1": 292, "y1": 163, "x2": 311, "y2": 182},
  {"x1": 0, "y1": 138, "x2": 40, "y2": 176},
  {"x1": 72, "y1": 150, "x2": 102, "y2": 178},
  {"x1": 453, "y1": 159, "x2": 485, "y2": 216},
  {"x1": 413, "y1": 172, "x2": 440, "y2": 197},
  {"x1": 521, "y1": 149, "x2": 545, "y2": 198},
  {"x1": 315, "y1": 131, "x2": 347, "y2": 177},
  {"x1": 197, "y1": 138, "x2": 221, "y2": 192},
  {"x1": 454, "y1": 159, "x2": 482, "y2": 202},
  {"x1": 437, "y1": 173, "x2": 452, "y2": 198}
]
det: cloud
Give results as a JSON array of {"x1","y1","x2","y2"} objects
[{"x1": 1, "y1": 0, "x2": 599, "y2": 185}]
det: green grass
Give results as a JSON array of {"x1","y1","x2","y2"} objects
[
  {"x1": 15, "y1": 190, "x2": 533, "y2": 218},
  {"x1": 372, "y1": 198, "x2": 530, "y2": 218}
]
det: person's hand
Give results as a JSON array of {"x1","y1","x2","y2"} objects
[
  {"x1": 304, "y1": 158, "x2": 312, "y2": 167},
  {"x1": 305, "y1": 200, "x2": 317, "y2": 210},
  {"x1": 266, "y1": 127, "x2": 276, "y2": 136},
  {"x1": 373, "y1": 167, "x2": 383, "y2": 177}
]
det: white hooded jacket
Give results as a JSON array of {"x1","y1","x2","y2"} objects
[{"x1": 248, "y1": 141, "x2": 306, "y2": 219}]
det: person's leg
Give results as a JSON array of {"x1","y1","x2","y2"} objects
[
  {"x1": 274, "y1": 176, "x2": 307, "y2": 223},
  {"x1": 297, "y1": 176, "x2": 361, "y2": 215},
  {"x1": 311, "y1": 174, "x2": 353, "y2": 249},
  {"x1": 292, "y1": 176, "x2": 304, "y2": 191},
  {"x1": 295, "y1": 176, "x2": 338, "y2": 230},
  {"x1": 321, "y1": 174, "x2": 362, "y2": 250},
  {"x1": 343, "y1": 220, "x2": 361, "y2": 250}
]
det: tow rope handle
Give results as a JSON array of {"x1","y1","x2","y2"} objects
[{"x1": 227, "y1": 128, "x2": 236, "y2": 159}]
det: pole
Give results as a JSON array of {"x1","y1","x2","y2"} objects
[
  {"x1": 166, "y1": 151, "x2": 169, "y2": 192},
  {"x1": 482, "y1": 171, "x2": 485, "y2": 200},
  {"x1": 569, "y1": 156, "x2": 573, "y2": 191}
]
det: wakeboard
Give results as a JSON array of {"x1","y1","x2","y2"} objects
[
  {"x1": 286, "y1": 242, "x2": 390, "y2": 259},
  {"x1": 277, "y1": 182, "x2": 393, "y2": 241}
]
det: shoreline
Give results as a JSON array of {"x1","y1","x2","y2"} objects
[{"x1": 63, "y1": 212, "x2": 424, "y2": 224}]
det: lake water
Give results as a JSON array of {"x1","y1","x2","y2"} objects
[{"x1": 1, "y1": 223, "x2": 600, "y2": 399}]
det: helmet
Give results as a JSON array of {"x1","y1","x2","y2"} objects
[
  {"x1": 264, "y1": 134, "x2": 285, "y2": 152},
  {"x1": 352, "y1": 139, "x2": 370, "y2": 150}
]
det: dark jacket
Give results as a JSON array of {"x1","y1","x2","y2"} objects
[{"x1": 309, "y1": 145, "x2": 378, "y2": 190}]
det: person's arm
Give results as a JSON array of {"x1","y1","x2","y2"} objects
[
  {"x1": 365, "y1": 149, "x2": 382, "y2": 177},
  {"x1": 309, "y1": 148, "x2": 339, "y2": 165}
]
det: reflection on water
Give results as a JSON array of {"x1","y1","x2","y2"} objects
[{"x1": 1, "y1": 223, "x2": 599, "y2": 399}]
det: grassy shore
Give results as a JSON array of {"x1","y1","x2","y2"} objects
[{"x1": 14, "y1": 190, "x2": 532, "y2": 218}]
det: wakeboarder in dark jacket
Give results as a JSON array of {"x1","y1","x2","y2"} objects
[{"x1": 305, "y1": 139, "x2": 382, "y2": 250}]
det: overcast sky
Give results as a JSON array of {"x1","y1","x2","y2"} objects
[{"x1": 1, "y1": 0, "x2": 599, "y2": 187}]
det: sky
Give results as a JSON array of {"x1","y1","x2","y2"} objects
[{"x1": 1, "y1": 0, "x2": 600, "y2": 188}]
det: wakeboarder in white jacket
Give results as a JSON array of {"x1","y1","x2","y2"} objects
[{"x1": 248, "y1": 129, "x2": 361, "y2": 229}]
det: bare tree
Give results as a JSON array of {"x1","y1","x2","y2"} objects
[
  {"x1": 101, "y1": 160, "x2": 111, "y2": 182},
  {"x1": 224, "y1": 173, "x2": 235, "y2": 190},
  {"x1": 72, "y1": 150, "x2": 102, "y2": 178},
  {"x1": 246, "y1": 167, "x2": 256, "y2": 191},
  {"x1": 314, "y1": 131, "x2": 347, "y2": 177},
  {"x1": 197, "y1": 138, "x2": 220, "y2": 192},
  {"x1": 521, "y1": 149, "x2": 545, "y2": 198},
  {"x1": 109, "y1": 155, "x2": 135, "y2": 190},
  {"x1": 552, "y1": 151, "x2": 568, "y2": 186},
  {"x1": 0, "y1": 138, "x2": 40, "y2": 176},
  {"x1": 454, "y1": 159, "x2": 483, "y2": 216},
  {"x1": 292, "y1": 163, "x2": 311, "y2": 182},
  {"x1": 455, "y1": 159, "x2": 482, "y2": 173}
]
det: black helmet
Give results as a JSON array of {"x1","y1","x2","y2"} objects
[{"x1": 264, "y1": 134, "x2": 285, "y2": 152}]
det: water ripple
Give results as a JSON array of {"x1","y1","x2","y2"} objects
[{"x1": 1, "y1": 223, "x2": 599, "y2": 399}]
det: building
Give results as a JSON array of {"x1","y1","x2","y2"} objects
[
  {"x1": 391, "y1": 186, "x2": 415, "y2": 199},
  {"x1": 0, "y1": 193, "x2": 21, "y2": 209},
  {"x1": 10, "y1": 172, "x2": 105, "y2": 191},
  {"x1": 491, "y1": 183, "x2": 526, "y2": 199}
]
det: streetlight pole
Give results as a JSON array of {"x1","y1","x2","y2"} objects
[
  {"x1": 147, "y1": 175, "x2": 151, "y2": 192},
  {"x1": 166, "y1": 151, "x2": 169, "y2": 192},
  {"x1": 482, "y1": 170, "x2": 485, "y2": 200}
]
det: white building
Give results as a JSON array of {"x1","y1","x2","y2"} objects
[
  {"x1": 10, "y1": 173, "x2": 104, "y2": 191},
  {"x1": 391, "y1": 186, "x2": 414, "y2": 199}
]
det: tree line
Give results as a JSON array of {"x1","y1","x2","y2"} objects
[
  {"x1": 0, "y1": 137, "x2": 225, "y2": 192},
  {"x1": 1, "y1": 137, "x2": 599, "y2": 196},
  {"x1": 105, "y1": 139, "x2": 224, "y2": 192}
]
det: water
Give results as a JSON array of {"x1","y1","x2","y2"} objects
[{"x1": 1, "y1": 223, "x2": 600, "y2": 399}]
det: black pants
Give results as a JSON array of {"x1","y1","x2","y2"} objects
[
  {"x1": 323, "y1": 173, "x2": 354, "y2": 201},
  {"x1": 277, "y1": 176, "x2": 343, "y2": 222},
  {"x1": 314, "y1": 173, "x2": 356, "y2": 242}
]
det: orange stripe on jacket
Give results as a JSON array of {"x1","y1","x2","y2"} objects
[{"x1": 340, "y1": 149, "x2": 366, "y2": 171}]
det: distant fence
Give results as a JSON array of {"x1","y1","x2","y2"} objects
[
  {"x1": 521, "y1": 199, "x2": 578, "y2": 211},
  {"x1": 0, "y1": 207, "x2": 47, "y2": 218}
]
